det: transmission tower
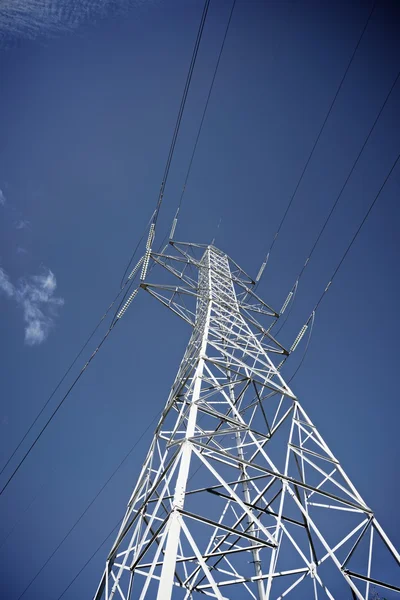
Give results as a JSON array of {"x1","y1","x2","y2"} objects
[{"x1": 94, "y1": 241, "x2": 399, "y2": 600}]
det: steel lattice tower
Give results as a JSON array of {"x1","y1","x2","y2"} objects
[{"x1": 94, "y1": 241, "x2": 399, "y2": 600}]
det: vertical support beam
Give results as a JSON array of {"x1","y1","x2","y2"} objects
[
  {"x1": 365, "y1": 526, "x2": 373, "y2": 600},
  {"x1": 156, "y1": 250, "x2": 212, "y2": 600},
  {"x1": 229, "y1": 370, "x2": 265, "y2": 600}
]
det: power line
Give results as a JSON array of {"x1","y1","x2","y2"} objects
[
  {"x1": 0, "y1": 469, "x2": 54, "y2": 550},
  {"x1": 296, "y1": 70, "x2": 399, "y2": 286},
  {"x1": 152, "y1": 0, "x2": 211, "y2": 229},
  {"x1": 119, "y1": 209, "x2": 156, "y2": 289},
  {"x1": 57, "y1": 519, "x2": 122, "y2": 600},
  {"x1": 119, "y1": 0, "x2": 212, "y2": 282},
  {"x1": 170, "y1": 0, "x2": 237, "y2": 238},
  {"x1": 3, "y1": 235, "x2": 175, "y2": 588},
  {"x1": 312, "y1": 151, "x2": 399, "y2": 314},
  {"x1": 0, "y1": 1, "x2": 212, "y2": 497},
  {"x1": 282, "y1": 150, "x2": 400, "y2": 378},
  {"x1": 0, "y1": 289, "x2": 122, "y2": 481},
  {"x1": 0, "y1": 208, "x2": 156, "y2": 483},
  {"x1": 33, "y1": 413, "x2": 240, "y2": 600},
  {"x1": 0, "y1": 321, "x2": 118, "y2": 497},
  {"x1": 16, "y1": 409, "x2": 161, "y2": 599},
  {"x1": 273, "y1": 66, "x2": 400, "y2": 337},
  {"x1": 0, "y1": 2, "x2": 218, "y2": 591},
  {"x1": 254, "y1": 0, "x2": 377, "y2": 288},
  {"x1": 286, "y1": 311, "x2": 315, "y2": 384}
]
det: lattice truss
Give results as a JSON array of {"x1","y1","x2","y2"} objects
[{"x1": 95, "y1": 242, "x2": 399, "y2": 600}]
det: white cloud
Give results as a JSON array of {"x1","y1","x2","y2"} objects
[
  {"x1": 0, "y1": 267, "x2": 15, "y2": 297},
  {"x1": 0, "y1": 266, "x2": 64, "y2": 345},
  {"x1": 15, "y1": 219, "x2": 31, "y2": 230},
  {"x1": 0, "y1": 189, "x2": 5, "y2": 206},
  {"x1": 0, "y1": 0, "x2": 149, "y2": 45},
  {"x1": 15, "y1": 270, "x2": 64, "y2": 345}
]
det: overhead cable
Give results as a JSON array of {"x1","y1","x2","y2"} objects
[
  {"x1": 119, "y1": 209, "x2": 155, "y2": 288},
  {"x1": 170, "y1": 0, "x2": 237, "y2": 238},
  {"x1": 15, "y1": 408, "x2": 161, "y2": 599},
  {"x1": 152, "y1": 0, "x2": 211, "y2": 229},
  {"x1": 40, "y1": 416, "x2": 214, "y2": 600},
  {"x1": 0, "y1": 203, "x2": 158, "y2": 483},
  {"x1": 311, "y1": 151, "x2": 399, "y2": 314},
  {"x1": 0, "y1": 469, "x2": 53, "y2": 550},
  {"x1": 0, "y1": 0, "x2": 212, "y2": 490},
  {"x1": 0, "y1": 320, "x2": 118, "y2": 497},
  {"x1": 0, "y1": 289, "x2": 123, "y2": 482},
  {"x1": 254, "y1": 0, "x2": 377, "y2": 288},
  {"x1": 282, "y1": 150, "x2": 400, "y2": 379},
  {"x1": 273, "y1": 67, "x2": 400, "y2": 336},
  {"x1": 0, "y1": 264, "x2": 144, "y2": 497},
  {"x1": 2, "y1": 233, "x2": 171, "y2": 586},
  {"x1": 287, "y1": 311, "x2": 315, "y2": 384},
  {"x1": 57, "y1": 520, "x2": 122, "y2": 600}
]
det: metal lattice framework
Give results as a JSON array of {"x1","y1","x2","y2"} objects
[{"x1": 94, "y1": 242, "x2": 399, "y2": 600}]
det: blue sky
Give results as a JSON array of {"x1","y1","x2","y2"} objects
[{"x1": 0, "y1": 0, "x2": 399, "y2": 598}]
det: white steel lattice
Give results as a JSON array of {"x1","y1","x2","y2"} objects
[{"x1": 94, "y1": 242, "x2": 399, "y2": 600}]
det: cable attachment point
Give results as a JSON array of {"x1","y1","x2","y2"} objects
[
  {"x1": 170, "y1": 218, "x2": 177, "y2": 240},
  {"x1": 128, "y1": 256, "x2": 144, "y2": 280},
  {"x1": 140, "y1": 224, "x2": 155, "y2": 281},
  {"x1": 280, "y1": 291, "x2": 293, "y2": 314},
  {"x1": 140, "y1": 250, "x2": 151, "y2": 281},
  {"x1": 146, "y1": 223, "x2": 155, "y2": 250},
  {"x1": 290, "y1": 324, "x2": 308, "y2": 353},
  {"x1": 255, "y1": 253, "x2": 269, "y2": 282},
  {"x1": 170, "y1": 209, "x2": 179, "y2": 240},
  {"x1": 117, "y1": 288, "x2": 139, "y2": 319},
  {"x1": 289, "y1": 311, "x2": 315, "y2": 353}
]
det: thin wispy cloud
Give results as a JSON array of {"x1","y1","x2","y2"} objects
[
  {"x1": 0, "y1": 0, "x2": 150, "y2": 46},
  {"x1": 0, "y1": 266, "x2": 64, "y2": 345},
  {"x1": 15, "y1": 219, "x2": 31, "y2": 230},
  {"x1": 0, "y1": 187, "x2": 32, "y2": 239},
  {"x1": 0, "y1": 267, "x2": 15, "y2": 297},
  {"x1": 16, "y1": 270, "x2": 64, "y2": 345}
]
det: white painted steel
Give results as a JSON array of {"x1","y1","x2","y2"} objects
[{"x1": 94, "y1": 242, "x2": 399, "y2": 600}]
